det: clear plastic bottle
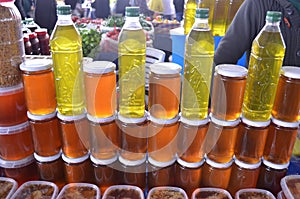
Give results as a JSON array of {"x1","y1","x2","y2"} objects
[
  {"x1": 212, "y1": 0, "x2": 230, "y2": 36},
  {"x1": 50, "y1": 5, "x2": 85, "y2": 116},
  {"x1": 118, "y1": 7, "x2": 146, "y2": 118},
  {"x1": 242, "y1": 11, "x2": 286, "y2": 122},
  {"x1": 183, "y1": 0, "x2": 197, "y2": 35},
  {"x1": 198, "y1": 0, "x2": 215, "y2": 30},
  {"x1": 181, "y1": 8, "x2": 214, "y2": 120}
]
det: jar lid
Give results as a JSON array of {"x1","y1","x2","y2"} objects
[
  {"x1": 27, "y1": 111, "x2": 57, "y2": 121},
  {"x1": 150, "y1": 62, "x2": 182, "y2": 75},
  {"x1": 57, "y1": 112, "x2": 86, "y2": 121},
  {"x1": 90, "y1": 155, "x2": 117, "y2": 165},
  {"x1": 118, "y1": 155, "x2": 146, "y2": 167},
  {"x1": 281, "y1": 66, "x2": 300, "y2": 79},
  {"x1": 266, "y1": 11, "x2": 282, "y2": 22},
  {"x1": 262, "y1": 158, "x2": 290, "y2": 170},
  {"x1": 234, "y1": 157, "x2": 261, "y2": 169},
  {"x1": 205, "y1": 155, "x2": 234, "y2": 169},
  {"x1": 215, "y1": 64, "x2": 248, "y2": 77},
  {"x1": 83, "y1": 61, "x2": 116, "y2": 74},
  {"x1": 87, "y1": 114, "x2": 115, "y2": 123},
  {"x1": 0, "y1": 155, "x2": 35, "y2": 169},
  {"x1": 272, "y1": 117, "x2": 299, "y2": 128},
  {"x1": 0, "y1": 83, "x2": 23, "y2": 95},
  {"x1": 61, "y1": 153, "x2": 89, "y2": 164},
  {"x1": 180, "y1": 116, "x2": 209, "y2": 126},
  {"x1": 117, "y1": 112, "x2": 147, "y2": 124},
  {"x1": 57, "y1": 5, "x2": 71, "y2": 15},
  {"x1": 241, "y1": 116, "x2": 271, "y2": 127},
  {"x1": 34, "y1": 151, "x2": 61, "y2": 163},
  {"x1": 149, "y1": 115, "x2": 179, "y2": 125},
  {"x1": 177, "y1": 158, "x2": 205, "y2": 168},
  {"x1": 148, "y1": 156, "x2": 176, "y2": 168},
  {"x1": 125, "y1": 6, "x2": 140, "y2": 17},
  {"x1": 196, "y1": 8, "x2": 209, "y2": 19},
  {"x1": 0, "y1": 121, "x2": 29, "y2": 135},
  {"x1": 210, "y1": 113, "x2": 240, "y2": 127},
  {"x1": 20, "y1": 59, "x2": 52, "y2": 72}
]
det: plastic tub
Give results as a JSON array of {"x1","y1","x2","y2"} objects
[
  {"x1": 11, "y1": 181, "x2": 58, "y2": 199},
  {"x1": 0, "y1": 177, "x2": 18, "y2": 199},
  {"x1": 57, "y1": 183, "x2": 101, "y2": 199},
  {"x1": 147, "y1": 186, "x2": 188, "y2": 199},
  {"x1": 102, "y1": 185, "x2": 144, "y2": 199},
  {"x1": 280, "y1": 175, "x2": 300, "y2": 199},
  {"x1": 192, "y1": 187, "x2": 233, "y2": 199},
  {"x1": 235, "y1": 188, "x2": 276, "y2": 199}
]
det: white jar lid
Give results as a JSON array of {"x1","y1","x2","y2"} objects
[
  {"x1": 234, "y1": 157, "x2": 261, "y2": 169},
  {"x1": 61, "y1": 153, "x2": 89, "y2": 164},
  {"x1": 118, "y1": 155, "x2": 146, "y2": 167},
  {"x1": 150, "y1": 62, "x2": 182, "y2": 75},
  {"x1": 281, "y1": 66, "x2": 300, "y2": 79},
  {"x1": 148, "y1": 156, "x2": 176, "y2": 168},
  {"x1": 0, "y1": 154, "x2": 35, "y2": 169},
  {"x1": 215, "y1": 64, "x2": 248, "y2": 77},
  {"x1": 210, "y1": 113, "x2": 240, "y2": 127},
  {"x1": 20, "y1": 59, "x2": 52, "y2": 72},
  {"x1": 117, "y1": 112, "x2": 147, "y2": 124},
  {"x1": 180, "y1": 116, "x2": 209, "y2": 126},
  {"x1": 205, "y1": 155, "x2": 234, "y2": 169},
  {"x1": 262, "y1": 158, "x2": 290, "y2": 170},
  {"x1": 0, "y1": 83, "x2": 23, "y2": 95},
  {"x1": 272, "y1": 117, "x2": 299, "y2": 128},
  {"x1": 241, "y1": 116, "x2": 271, "y2": 127},
  {"x1": 149, "y1": 114, "x2": 179, "y2": 125},
  {"x1": 57, "y1": 112, "x2": 86, "y2": 121},
  {"x1": 34, "y1": 151, "x2": 62, "y2": 163},
  {"x1": 27, "y1": 111, "x2": 57, "y2": 121},
  {"x1": 0, "y1": 121, "x2": 29, "y2": 135},
  {"x1": 177, "y1": 157, "x2": 205, "y2": 168},
  {"x1": 90, "y1": 154, "x2": 118, "y2": 165},
  {"x1": 87, "y1": 114, "x2": 115, "y2": 123},
  {"x1": 83, "y1": 61, "x2": 116, "y2": 74}
]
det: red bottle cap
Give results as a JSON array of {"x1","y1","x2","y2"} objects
[{"x1": 29, "y1": 33, "x2": 37, "y2": 39}]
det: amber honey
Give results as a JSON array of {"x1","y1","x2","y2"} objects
[
  {"x1": 211, "y1": 64, "x2": 247, "y2": 121},
  {"x1": 88, "y1": 114, "x2": 120, "y2": 160},
  {"x1": 58, "y1": 113, "x2": 89, "y2": 159},
  {"x1": 148, "y1": 161, "x2": 176, "y2": 189},
  {"x1": 28, "y1": 111, "x2": 61, "y2": 157},
  {"x1": 117, "y1": 113, "x2": 148, "y2": 165},
  {"x1": 177, "y1": 117, "x2": 209, "y2": 163},
  {"x1": 34, "y1": 152, "x2": 66, "y2": 189},
  {"x1": 20, "y1": 59, "x2": 57, "y2": 115},
  {"x1": 0, "y1": 155, "x2": 39, "y2": 186},
  {"x1": 263, "y1": 118, "x2": 298, "y2": 164},
  {"x1": 84, "y1": 61, "x2": 116, "y2": 118},
  {"x1": 227, "y1": 158, "x2": 261, "y2": 196},
  {"x1": 175, "y1": 160, "x2": 204, "y2": 198},
  {"x1": 272, "y1": 66, "x2": 300, "y2": 122},
  {"x1": 91, "y1": 156, "x2": 119, "y2": 194},
  {"x1": 148, "y1": 115, "x2": 179, "y2": 163},
  {"x1": 0, "y1": 84, "x2": 27, "y2": 126},
  {"x1": 256, "y1": 159, "x2": 289, "y2": 196},
  {"x1": 62, "y1": 153, "x2": 94, "y2": 184},
  {"x1": 235, "y1": 117, "x2": 270, "y2": 164},
  {"x1": 148, "y1": 63, "x2": 181, "y2": 119},
  {"x1": 201, "y1": 156, "x2": 233, "y2": 189},
  {"x1": 0, "y1": 122, "x2": 34, "y2": 161},
  {"x1": 205, "y1": 115, "x2": 239, "y2": 163}
]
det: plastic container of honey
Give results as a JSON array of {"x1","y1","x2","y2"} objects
[
  {"x1": 0, "y1": 121, "x2": 34, "y2": 161},
  {"x1": 102, "y1": 185, "x2": 144, "y2": 199},
  {"x1": 0, "y1": 84, "x2": 27, "y2": 126},
  {"x1": 20, "y1": 59, "x2": 56, "y2": 115},
  {"x1": 0, "y1": 177, "x2": 18, "y2": 199},
  {"x1": 57, "y1": 183, "x2": 101, "y2": 199},
  {"x1": 147, "y1": 186, "x2": 188, "y2": 199},
  {"x1": 28, "y1": 111, "x2": 61, "y2": 157}
]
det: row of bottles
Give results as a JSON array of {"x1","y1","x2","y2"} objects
[
  {"x1": 184, "y1": 0, "x2": 245, "y2": 36},
  {"x1": 23, "y1": 29, "x2": 50, "y2": 55}
]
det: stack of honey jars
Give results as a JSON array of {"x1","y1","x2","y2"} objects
[
  {"x1": 83, "y1": 61, "x2": 120, "y2": 191},
  {"x1": 19, "y1": 59, "x2": 63, "y2": 186},
  {"x1": 147, "y1": 62, "x2": 182, "y2": 189},
  {"x1": 0, "y1": 0, "x2": 38, "y2": 186},
  {"x1": 256, "y1": 66, "x2": 300, "y2": 195}
]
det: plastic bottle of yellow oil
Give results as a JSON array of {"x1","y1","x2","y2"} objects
[{"x1": 183, "y1": 0, "x2": 197, "y2": 35}]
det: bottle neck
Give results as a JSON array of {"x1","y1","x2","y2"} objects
[
  {"x1": 123, "y1": 16, "x2": 142, "y2": 30},
  {"x1": 264, "y1": 20, "x2": 281, "y2": 32},
  {"x1": 56, "y1": 14, "x2": 73, "y2": 25},
  {"x1": 192, "y1": 18, "x2": 210, "y2": 29}
]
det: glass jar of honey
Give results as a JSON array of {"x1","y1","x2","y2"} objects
[
  {"x1": 177, "y1": 117, "x2": 209, "y2": 163},
  {"x1": 263, "y1": 118, "x2": 299, "y2": 164},
  {"x1": 57, "y1": 113, "x2": 89, "y2": 159},
  {"x1": 0, "y1": 83, "x2": 27, "y2": 126},
  {"x1": 27, "y1": 111, "x2": 61, "y2": 157},
  {"x1": 83, "y1": 61, "x2": 116, "y2": 118},
  {"x1": 227, "y1": 158, "x2": 261, "y2": 196},
  {"x1": 88, "y1": 114, "x2": 120, "y2": 161},
  {"x1": 20, "y1": 59, "x2": 56, "y2": 115},
  {"x1": 206, "y1": 114, "x2": 240, "y2": 163},
  {"x1": 34, "y1": 152, "x2": 65, "y2": 189},
  {"x1": 148, "y1": 62, "x2": 181, "y2": 119},
  {"x1": 0, "y1": 121, "x2": 34, "y2": 161},
  {"x1": 117, "y1": 113, "x2": 148, "y2": 166},
  {"x1": 62, "y1": 153, "x2": 94, "y2": 184},
  {"x1": 148, "y1": 115, "x2": 179, "y2": 163},
  {"x1": 235, "y1": 116, "x2": 270, "y2": 164},
  {"x1": 148, "y1": 160, "x2": 176, "y2": 189}
]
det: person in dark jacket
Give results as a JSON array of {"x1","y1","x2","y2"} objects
[
  {"x1": 173, "y1": 0, "x2": 184, "y2": 21},
  {"x1": 34, "y1": 0, "x2": 57, "y2": 33},
  {"x1": 92, "y1": 0, "x2": 111, "y2": 19},
  {"x1": 14, "y1": 0, "x2": 26, "y2": 19},
  {"x1": 214, "y1": 0, "x2": 300, "y2": 67}
]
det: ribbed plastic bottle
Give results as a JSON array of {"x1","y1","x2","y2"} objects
[
  {"x1": 183, "y1": 0, "x2": 197, "y2": 35},
  {"x1": 181, "y1": 8, "x2": 214, "y2": 120},
  {"x1": 118, "y1": 7, "x2": 146, "y2": 118},
  {"x1": 242, "y1": 11, "x2": 286, "y2": 121},
  {"x1": 50, "y1": 5, "x2": 85, "y2": 116}
]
